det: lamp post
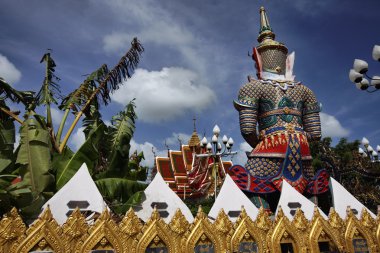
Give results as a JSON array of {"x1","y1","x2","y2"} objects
[
  {"x1": 359, "y1": 137, "x2": 380, "y2": 162},
  {"x1": 197, "y1": 124, "x2": 237, "y2": 200},
  {"x1": 349, "y1": 45, "x2": 380, "y2": 93}
]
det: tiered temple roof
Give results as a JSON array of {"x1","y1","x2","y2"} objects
[{"x1": 155, "y1": 130, "x2": 233, "y2": 199}]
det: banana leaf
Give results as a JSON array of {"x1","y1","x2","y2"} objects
[
  {"x1": 0, "y1": 106, "x2": 15, "y2": 173},
  {"x1": 55, "y1": 123, "x2": 106, "y2": 189},
  {"x1": 95, "y1": 178, "x2": 147, "y2": 214},
  {"x1": 15, "y1": 112, "x2": 54, "y2": 194},
  {"x1": 99, "y1": 101, "x2": 137, "y2": 178}
]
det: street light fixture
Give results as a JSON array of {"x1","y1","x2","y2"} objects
[
  {"x1": 359, "y1": 137, "x2": 380, "y2": 162},
  {"x1": 349, "y1": 45, "x2": 380, "y2": 92},
  {"x1": 198, "y1": 124, "x2": 237, "y2": 200}
]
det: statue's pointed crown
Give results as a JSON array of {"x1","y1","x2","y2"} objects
[{"x1": 254, "y1": 7, "x2": 288, "y2": 75}]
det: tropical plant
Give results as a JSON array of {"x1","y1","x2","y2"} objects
[
  {"x1": 0, "y1": 38, "x2": 147, "y2": 219},
  {"x1": 310, "y1": 137, "x2": 380, "y2": 213}
]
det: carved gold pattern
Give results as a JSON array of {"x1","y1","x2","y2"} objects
[
  {"x1": 16, "y1": 206, "x2": 65, "y2": 253},
  {"x1": 309, "y1": 207, "x2": 344, "y2": 253},
  {"x1": 268, "y1": 207, "x2": 304, "y2": 253},
  {"x1": 1, "y1": 205, "x2": 380, "y2": 252},
  {"x1": 0, "y1": 208, "x2": 26, "y2": 253},
  {"x1": 136, "y1": 207, "x2": 176, "y2": 253},
  {"x1": 345, "y1": 208, "x2": 377, "y2": 253},
  {"x1": 214, "y1": 209, "x2": 233, "y2": 251},
  {"x1": 186, "y1": 206, "x2": 223, "y2": 252},
  {"x1": 79, "y1": 209, "x2": 123, "y2": 253},
  {"x1": 231, "y1": 206, "x2": 270, "y2": 252},
  {"x1": 62, "y1": 208, "x2": 89, "y2": 253},
  {"x1": 119, "y1": 208, "x2": 143, "y2": 253}
]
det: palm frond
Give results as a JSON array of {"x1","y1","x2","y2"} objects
[
  {"x1": 104, "y1": 100, "x2": 137, "y2": 177},
  {"x1": 0, "y1": 78, "x2": 35, "y2": 106},
  {"x1": 36, "y1": 52, "x2": 61, "y2": 106},
  {"x1": 59, "y1": 67, "x2": 105, "y2": 113},
  {"x1": 59, "y1": 38, "x2": 143, "y2": 152}
]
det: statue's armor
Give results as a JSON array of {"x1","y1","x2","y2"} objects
[
  {"x1": 234, "y1": 79, "x2": 322, "y2": 193},
  {"x1": 229, "y1": 6, "x2": 329, "y2": 197}
]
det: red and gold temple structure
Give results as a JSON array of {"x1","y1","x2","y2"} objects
[{"x1": 154, "y1": 128, "x2": 233, "y2": 199}]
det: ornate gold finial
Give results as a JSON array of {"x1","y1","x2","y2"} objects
[
  {"x1": 255, "y1": 206, "x2": 271, "y2": 231},
  {"x1": 151, "y1": 206, "x2": 160, "y2": 221},
  {"x1": 188, "y1": 116, "x2": 201, "y2": 148},
  {"x1": 255, "y1": 6, "x2": 288, "y2": 75},
  {"x1": 328, "y1": 208, "x2": 344, "y2": 229},
  {"x1": 292, "y1": 208, "x2": 308, "y2": 231},
  {"x1": 169, "y1": 209, "x2": 189, "y2": 235},
  {"x1": 40, "y1": 205, "x2": 53, "y2": 221},
  {"x1": 214, "y1": 209, "x2": 233, "y2": 234},
  {"x1": 240, "y1": 205, "x2": 248, "y2": 219},
  {"x1": 62, "y1": 208, "x2": 88, "y2": 240},
  {"x1": 120, "y1": 208, "x2": 143, "y2": 236},
  {"x1": 258, "y1": 6, "x2": 275, "y2": 42},
  {"x1": 277, "y1": 206, "x2": 285, "y2": 220},
  {"x1": 196, "y1": 205, "x2": 206, "y2": 220}
]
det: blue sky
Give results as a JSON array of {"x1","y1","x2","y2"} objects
[{"x1": 0, "y1": 0, "x2": 379, "y2": 166}]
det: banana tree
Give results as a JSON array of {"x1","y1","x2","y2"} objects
[{"x1": 0, "y1": 38, "x2": 147, "y2": 218}]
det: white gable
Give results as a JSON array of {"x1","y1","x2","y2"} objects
[
  {"x1": 330, "y1": 177, "x2": 376, "y2": 219},
  {"x1": 135, "y1": 172, "x2": 194, "y2": 223},
  {"x1": 276, "y1": 180, "x2": 327, "y2": 220},
  {"x1": 43, "y1": 163, "x2": 108, "y2": 225},
  {"x1": 208, "y1": 174, "x2": 259, "y2": 222}
]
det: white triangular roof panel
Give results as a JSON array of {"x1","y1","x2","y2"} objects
[
  {"x1": 276, "y1": 180, "x2": 327, "y2": 220},
  {"x1": 330, "y1": 177, "x2": 375, "y2": 219},
  {"x1": 135, "y1": 172, "x2": 194, "y2": 223},
  {"x1": 208, "y1": 174, "x2": 259, "y2": 222},
  {"x1": 43, "y1": 163, "x2": 108, "y2": 225}
]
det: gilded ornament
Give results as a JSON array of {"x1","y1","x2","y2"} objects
[
  {"x1": 120, "y1": 208, "x2": 143, "y2": 236},
  {"x1": 292, "y1": 208, "x2": 308, "y2": 231},
  {"x1": 345, "y1": 208, "x2": 377, "y2": 253},
  {"x1": 80, "y1": 209, "x2": 123, "y2": 253},
  {"x1": 15, "y1": 206, "x2": 65, "y2": 253},
  {"x1": 169, "y1": 209, "x2": 190, "y2": 235},
  {"x1": 136, "y1": 207, "x2": 176, "y2": 253},
  {"x1": 0, "y1": 208, "x2": 26, "y2": 253}
]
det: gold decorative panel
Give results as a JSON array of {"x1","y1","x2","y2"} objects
[
  {"x1": 309, "y1": 207, "x2": 343, "y2": 253},
  {"x1": 345, "y1": 209, "x2": 376, "y2": 253},
  {"x1": 16, "y1": 206, "x2": 65, "y2": 253},
  {"x1": 1, "y1": 206, "x2": 380, "y2": 253}
]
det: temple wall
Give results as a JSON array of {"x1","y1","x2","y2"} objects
[{"x1": 0, "y1": 206, "x2": 379, "y2": 253}]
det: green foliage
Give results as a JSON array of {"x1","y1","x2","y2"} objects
[
  {"x1": 312, "y1": 137, "x2": 380, "y2": 213},
  {"x1": 55, "y1": 123, "x2": 106, "y2": 189},
  {"x1": 37, "y1": 53, "x2": 60, "y2": 106},
  {"x1": 0, "y1": 38, "x2": 146, "y2": 218},
  {"x1": 184, "y1": 198, "x2": 215, "y2": 216},
  {"x1": 16, "y1": 112, "x2": 54, "y2": 194},
  {"x1": 95, "y1": 179, "x2": 146, "y2": 213}
]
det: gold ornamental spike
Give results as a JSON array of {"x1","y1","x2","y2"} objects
[{"x1": 258, "y1": 6, "x2": 275, "y2": 42}]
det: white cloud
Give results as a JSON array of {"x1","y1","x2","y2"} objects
[
  {"x1": 129, "y1": 139, "x2": 167, "y2": 168},
  {"x1": 320, "y1": 112, "x2": 350, "y2": 138},
  {"x1": 100, "y1": 0, "x2": 219, "y2": 82},
  {"x1": 51, "y1": 107, "x2": 64, "y2": 127},
  {"x1": 14, "y1": 133, "x2": 20, "y2": 151},
  {"x1": 69, "y1": 127, "x2": 86, "y2": 151},
  {"x1": 111, "y1": 67, "x2": 216, "y2": 123},
  {"x1": 0, "y1": 54, "x2": 21, "y2": 84},
  {"x1": 232, "y1": 142, "x2": 252, "y2": 166},
  {"x1": 165, "y1": 132, "x2": 191, "y2": 147}
]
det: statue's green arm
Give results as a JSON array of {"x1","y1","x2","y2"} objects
[
  {"x1": 234, "y1": 82, "x2": 261, "y2": 148},
  {"x1": 302, "y1": 86, "x2": 322, "y2": 141}
]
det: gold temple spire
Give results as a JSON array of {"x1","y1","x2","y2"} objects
[
  {"x1": 255, "y1": 6, "x2": 288, "y2": 74},
  {"x1": 258, "y1": 6, "x2": 275, "y2": 43},
  {"x1": 188, "y1": 116, "x2": 200, "y2": 148}
]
